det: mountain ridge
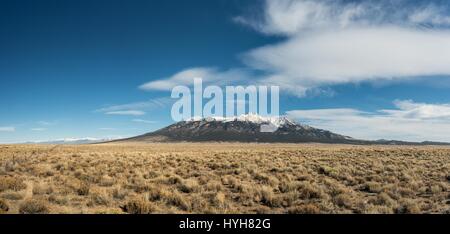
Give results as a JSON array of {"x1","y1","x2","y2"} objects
[{"x1": 112, "y1": 114, "x2": 450, "y2": 145}]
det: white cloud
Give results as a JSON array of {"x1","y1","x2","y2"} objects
[
  {"x1": 381, "y1": 100, "x2": 450, "y2": 119},
  {"x1": 233, "y1": 0, "x2": 450, "y2": 95},
  {"x1": 0, "y1": 126, "x2": 15, "y2": 132},
  {"x1": 244, "y1": 27, "x2": 450, "y2": 92},
  {"x1": 105, "y1": 110, "x2": 146, "y2": 116},
  {"x1": 132, "y1": 119, "x2": 157, "y2": 124},
  {"x1": 287, "y1": 100, "x2": 450, "y2": 142},
  {"x1": 31, "y1": 128, "x2": 46, "y2": 131},
  {"x1": 139, "y1": 67, "x2": 250, "y2": 91},
  {"x1": 140, "y1": 67, "x2": 213, "y2": 91}
]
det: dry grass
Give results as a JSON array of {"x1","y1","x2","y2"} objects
[{"x1": 0, "y1": 143, "x2": 448, "y2": 214}]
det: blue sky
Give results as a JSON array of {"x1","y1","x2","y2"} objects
[{"x1": 2, "y1": 0, "x2": 450, "y2": 143}]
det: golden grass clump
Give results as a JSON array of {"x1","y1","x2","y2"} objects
[
  {"x1": 121, "y1": 197, "x2": 154, "y2": 214},
  {"x1": 0, "y1": 176, "x2": 26, "y2": 192},
  {"x1": 19, "y1": 200, "x2": 49, "y2": 214},
  {"x1": 287, "y1": 204, "x2": 321, "y2": 214}
]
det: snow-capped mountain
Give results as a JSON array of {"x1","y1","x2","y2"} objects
[{"x1": 120, "y1": 114, "x2": 357, "y2": 143}]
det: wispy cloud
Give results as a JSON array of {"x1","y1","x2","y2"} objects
[
  {"x1": 132, "y1": 119, "x2": 157, "y2": 124},
  {"x1": 408, "y1": 4, "x2": 450, "y2": 26},
  {"x1": 31, "y1": 128, "x2": 47, "y2": 131},
  {"x1": 235, "y1": 0, "x2": 450, "y2": 36},
  {"x1": 105, "y1": 110, "x2": 146, "y2": 116},
  {"x1": 0, "y1": 126, "x2": 15, "y2": 132},
  {"x1": 287, "y1": 100, "x2": 450, "y2": 142},
  {"x1": 37, "y1": 121, "x2": 57, "y2": 126},
  {"x1": 99, "y1": 128, "x2": 116, "y2": 131},
  {"x1": 96, "y1": 97, "x2": 172, "y2": 117}
]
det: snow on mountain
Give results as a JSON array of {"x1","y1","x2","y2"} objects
[{"x1": 187, "y1": 113, "x2": 304, "y2": 128}]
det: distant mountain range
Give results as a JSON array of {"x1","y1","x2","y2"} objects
[
  {"x1": 24, "y1": 137, "x2": 114, "y2": 145},
  {"x1": 115, "y1": 114, "x2": 450, "y2": 145},
  {"x1": 24, "y1": 115, "x2": 449, "y2": 145}
]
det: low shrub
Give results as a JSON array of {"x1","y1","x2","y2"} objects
[
  {"x1": 121, "y1": 197, "x2": 154, "y2": 214},
  {"x1": 0, "y1": 176, "x2": 26, "y2": 192},
  {"x1": 19, "y1": 200, "x2": 49, "y2": 214}
]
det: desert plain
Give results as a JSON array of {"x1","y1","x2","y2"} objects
[{"x1": 0, "y1": 143, "x2": 449, "y2": 214}]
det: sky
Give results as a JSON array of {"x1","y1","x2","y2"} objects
[{"x1": 2, "y1": 0, "x2": 450, "y2": 143}]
